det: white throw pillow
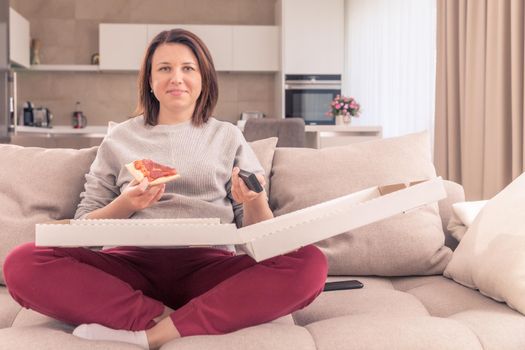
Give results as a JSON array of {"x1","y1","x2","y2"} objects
[
  {"x1": 452, "y1": 200, "x2": 488, "y2": 228},
  {"x1": 444, "y1": 172, "x2": 525, "y2": 314},
  {"x1": 447, "y1": 200, "x2": 488, "y2": 241}
]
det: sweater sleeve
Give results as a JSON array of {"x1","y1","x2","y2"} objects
[
  {"x1": 74, "y1": 135, "x2": 122, "y2": 219},
  {"x1": 227, "y1": 128, "x2": 265, "y2": 228}
]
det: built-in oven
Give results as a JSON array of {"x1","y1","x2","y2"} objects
[{"x1": 285, "y1": 74, "x2": 341, "y2": 125}]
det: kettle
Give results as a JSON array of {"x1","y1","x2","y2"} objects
[
  {"x1": 33, "y1": 107, "x2": 53, "y2": 128},
  {"x1": 72, "y1": 101, "x2": 87, "y2": 129}
]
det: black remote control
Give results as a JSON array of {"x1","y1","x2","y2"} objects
[
  {"x1": 238, "y1": 169, "x2": 264, "y2": 193},
  {"x1": 323, "y1": 280, "x2": 364, "y2": 292}
]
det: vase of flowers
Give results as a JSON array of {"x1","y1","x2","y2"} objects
[{"x1": 326, "y1": 95, "x2": 361, "y2": 125}]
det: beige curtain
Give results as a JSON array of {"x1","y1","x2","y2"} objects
[{"x1": 434, "y1": 0, "x2": 525, "y2": 200}]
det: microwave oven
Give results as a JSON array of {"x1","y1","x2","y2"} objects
[{"x1": 285, "y1": 74, "x2": 341, "y2": 125}]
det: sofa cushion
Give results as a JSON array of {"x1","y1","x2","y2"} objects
[
  {"x1": 0, "y1": 145, "x2": 98, "y2": 285},
  {"x1": 444, "y1": 172, "x2": 525, "y2": 315},
  {"x1": 439, "y1": 180, "x2": 466, "y2": 249},
  {"x1": 161, "y1": 323, "x2": 316, "y2": 350},
  {"x1": 292, "y1": 287, "x2": 428, "y2": 326},
  {"x1": 269, "y1": 132, "x2": 452, "y2": 275},
  {"x1": 0, "y1": 326, "x2": 140, "y2": 350},
  {"x1": 0, "y1": 286, "x2": 21, "y2": 328},
  {"x1": 246, "y1": 137, "x2": 278, "y2": 194},
  {"x1": 451, "y1": 310, "x2": 525, "y2": 350},
  {"x1": 395, "y1": 276, "x2": 510, "y2": 317},
  {"x1": 305, "y1": 315, "x2": 482, "y2": 350}
]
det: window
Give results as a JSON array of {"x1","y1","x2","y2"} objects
[{"x1": 344, "y1": 0, "x2": 436, "y2": 139}]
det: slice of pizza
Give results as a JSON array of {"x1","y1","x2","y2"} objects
[{"x1": 125, "y1": 159, "x2": 180, "y2": 186}]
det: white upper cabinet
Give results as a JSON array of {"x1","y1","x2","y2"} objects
[
  {"x1": 100, "y1": 24, "x2": 279, "y2": 72},
  {"x1": 147, "y1": 25, "x2": 234, "y2": 71},
  {"x1": 9, "y1": 8, "x2": 30, "y2": 68},
  {"x1": 281, "y1": 0, "x2": 344, "y2": 75},
  {"x1": 99, "y1": 24, "x2": 148, "y2": 70},
  {"x1": 232, "y1": 26, "x2": 279, "y2": 72}
]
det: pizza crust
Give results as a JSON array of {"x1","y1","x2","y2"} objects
[
  {"x1": 125, "y1": 161, "x2": 180, "y2": 186},
  {"x1": 149, "y1": 174, "x2": 180, "y2": 186}
]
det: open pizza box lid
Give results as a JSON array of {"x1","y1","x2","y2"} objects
[{"x1": 36, "y1": 177, "x2": 446, "y2": 262}]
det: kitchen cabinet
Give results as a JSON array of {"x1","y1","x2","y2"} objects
[
  {"x1": 99, "y1": 24, "x2": 148, "y2": 71},
  {"x1": 280, "y1": 0, "x2": 344, "y2": 75},
  {"x1": 9, "y1": 8, "x2": 30, "y2": 68},
  {"x1": 100, "y1": 23, "x2": 279, "y2": 72},
  {"x1": 232, "y1": 26, "x2": 279, "y2": 71}
]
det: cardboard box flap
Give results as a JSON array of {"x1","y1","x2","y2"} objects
[
  {"x1": 378, "y1": 179, "x2": 428, "y2": 195},
  {"x1": 238, "y1": 177, "x2": 446, "y2": 261}
]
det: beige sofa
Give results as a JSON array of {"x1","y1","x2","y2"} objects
[{"x1": 1, "y1": 132, "x2": 525, "y2": 350}]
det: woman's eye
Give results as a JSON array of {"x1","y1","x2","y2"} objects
[
  {"x1": 159, "y1": 66, "x2": 170, "y2": 72},
  {"x1": 183, "y1": 66, "x2": 195, "y2": 71}
]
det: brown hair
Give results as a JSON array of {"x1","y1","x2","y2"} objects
[{"x1": 134, "y1": 28, "x2": 218, "y2": 127}]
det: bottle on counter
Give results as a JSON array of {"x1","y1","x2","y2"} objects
[
  {"x1": 23, "y1": 101, "x2": 34, "y2": 126},
  {"x1": 72, "y1": 101, "x2": 87, "y2": 129}
]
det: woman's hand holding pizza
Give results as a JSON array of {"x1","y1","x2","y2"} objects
[
  {"x1": 116, "y1": 178, "x2": 166, "y2": 213},
  {"x1": 231, "y1": 167, "x2": 266, "y2": 204}
]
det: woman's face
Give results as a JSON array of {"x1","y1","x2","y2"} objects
[{"x1": 150, "y1": 43, "x2": 202, "y2": 119}]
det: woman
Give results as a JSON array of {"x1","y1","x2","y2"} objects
[{"x1": 3, "y1": 29, "x2": 327, "y2": 349}]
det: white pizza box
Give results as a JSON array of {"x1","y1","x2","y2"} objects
[
  {"x1": 36, "y1": 218, "x2": 241, "y2": 247},
  {"x1": 35, "y1": 177, "x2": 446, "y2": 262}
]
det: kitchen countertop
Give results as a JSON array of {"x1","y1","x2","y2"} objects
[
  {"x1": 236, "y1": 120, "x2": 382, "y2": 133},
  {"x1": 13, "y1": 125, "x2": 108, "y2": 137}
]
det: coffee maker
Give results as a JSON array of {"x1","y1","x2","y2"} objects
[{"x1": 22, "y1": 101, "x2": 53, "y2": 128}]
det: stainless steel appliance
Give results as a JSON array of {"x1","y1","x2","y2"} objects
[
  {"x1": 240, "y1": 111, "x2": 265, "y2": 120},
  {"x1": 285, "y1": 74, "x2": 341, "y2": 125},
  {"x1": 33, "y1": 107, "x2": 53, "y2": 128}
]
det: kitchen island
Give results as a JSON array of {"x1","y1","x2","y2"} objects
[
  {"x1": 10, "y1": 126, "x2": 107, "y2": 148},
  {"x1": 237, "y1": 121, "x2": 382, "y2": 149}
]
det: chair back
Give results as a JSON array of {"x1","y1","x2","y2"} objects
[{"x1": 243, "y1": 118, "x2": 305, "y2": 147}]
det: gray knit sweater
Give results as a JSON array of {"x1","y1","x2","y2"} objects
[{"x1": 74, "y1": 116, "x2": 264, "y2": 228}]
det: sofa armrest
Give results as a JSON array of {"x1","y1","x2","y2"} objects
[{"x1": 438, "y1": 180, "x2": 465, "y2": 250}]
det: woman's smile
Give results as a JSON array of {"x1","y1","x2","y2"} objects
[{"x1": 166, "y1": 88, "x2": 187, "y2": 97}]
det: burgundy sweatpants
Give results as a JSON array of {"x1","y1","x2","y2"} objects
[{"x1": 3, "y1": 243, "x2": 327, "y2": 336}]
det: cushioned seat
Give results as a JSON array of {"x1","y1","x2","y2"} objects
[
  {"x1": 3, "y1": 276, "x2": 525, "y2": 349},
  {"x1": 305, "y1": 315, "x2": 482, "y2": 350},
  {"x1": 0, "y1": 287, "x2": 21, "y2": 329}
]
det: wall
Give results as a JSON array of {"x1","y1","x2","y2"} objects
[{"x1": 10, "y1": 0, "x2": 278, "y2": 125}]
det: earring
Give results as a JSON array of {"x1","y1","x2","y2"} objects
[{"x1": 150, "y1": 89, "x2": 153, "y2": 93}]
